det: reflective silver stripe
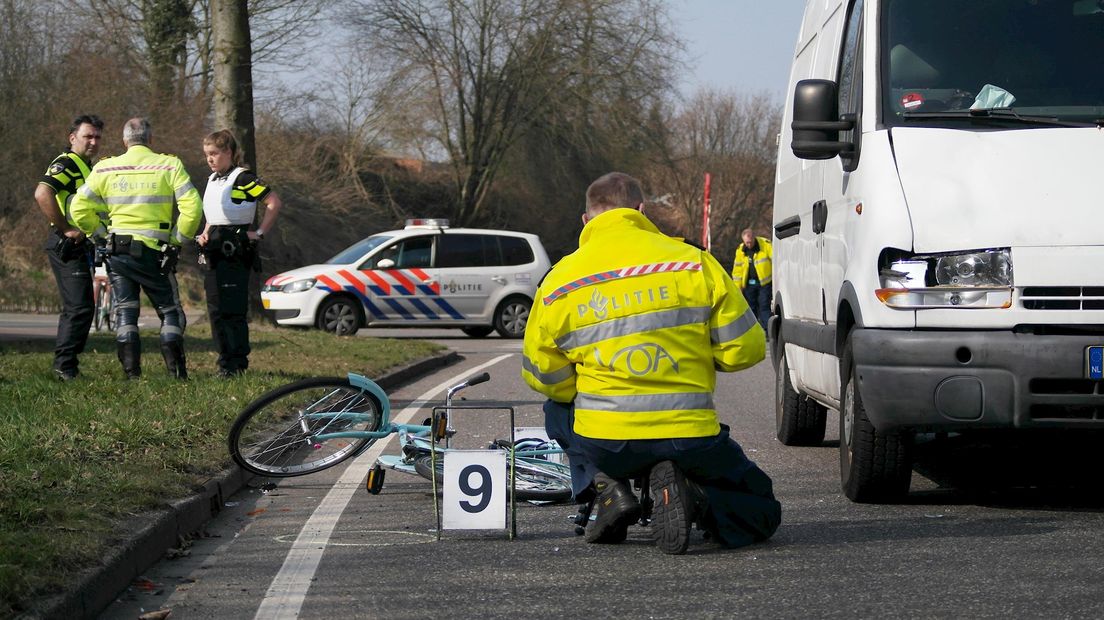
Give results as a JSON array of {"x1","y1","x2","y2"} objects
[
  {"x1": 555, "y1": 306, "x2": 710, "y2": 351},
  {"x1": 92, "y1": 223, "x2": 108, "y2": 237},
  {"x1": 110, "y1": 228, "x2": 170, "y2": 241},
  {"x1": 161, "y1": 325, "x2": 183, "y2": 336},
  {"x1": 711, "y1": 308, "x2": 759, "y2": 344},
  {"x1": 95, "y1": 210, "x2": 109, "y2": 220},
  {"x1": 116, "y1": 300, "x2": 141, "y2": 309},
  {"x1": 172, "y1": 228, "x2": 188, "y2": 243},
  {"x1": 522, "y1": 357, "x2": 575, "y2": 385},
  {"x1": 78, "y1": 184, "x2": 105, "y2": 203},
  {"x1": 116, "y1": 324, "x2": 139, "y2": 336},
  {"x1": 575, "y1": 392, "x2": 715, "y2": 412},
  {"x1": 105, "y1": 195, "x2": 172, "y2": 205},
  {"x1": 174, "y1": 182, "x2": 195, "y2": 199}
]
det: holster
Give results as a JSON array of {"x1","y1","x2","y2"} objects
[
  {"x1": 158, "y1": 244, "x2": 181, "y2": 275},
  {"x1": 53, "y1": 236, "x2": 84, "y2": 261}
]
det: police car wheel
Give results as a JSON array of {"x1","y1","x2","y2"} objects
[
  {"x1": 317, "y1": 296, "x2": 362, "y2": 336},
  {"x1": 493, "y1": 296, "x2": 531, "y2": 339},
  {"x1": 461, "y1": 326, "x2": 494, "y2": 338}
]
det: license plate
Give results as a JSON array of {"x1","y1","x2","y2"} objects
[{"x1": 1087, "y1": 346, "x2": 1104, "y2": 380}]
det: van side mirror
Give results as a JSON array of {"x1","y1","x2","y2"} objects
[
  {"x1": 376, "y1": 258, "x2": 396, "y2": 270},
  {"x1": 791, "y1": 79, "x2": 855, "y2": 160}
]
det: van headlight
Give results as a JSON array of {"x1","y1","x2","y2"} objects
[
  {"x1": 263, "y1": 278, "x2": 317, "y2": 293},
  {"x1": 876, "y1": 249, "x2": 1012, "y2": 309}
]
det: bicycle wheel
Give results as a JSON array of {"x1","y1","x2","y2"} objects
[
  {"x1": 104, "y1": 287, "x2": 115, "y2": 331},
  {"x1": 413, "y1": 453, "x2": 572, "y2": 502},
  {"x1": 93, "y1": 282, "x2": 106, "y2": 331},
  {"x1": 229, "y1": 377, "x2": 383, "y2": 477}
]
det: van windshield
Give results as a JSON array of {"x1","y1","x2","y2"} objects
[
  {"x1": 326, "y1": 235, "x2": 394, "y2": 265},
  {"x1": 883, "y1": 0, "x2": 1104, "y2": 127}
]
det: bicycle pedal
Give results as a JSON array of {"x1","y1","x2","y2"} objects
[{"x1": 366, "y1": 464, "x2": 385, "y2": 494}]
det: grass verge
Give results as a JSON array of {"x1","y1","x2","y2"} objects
[{"x1": 0, "y1": 324, "x2": 441, "y2": 618}]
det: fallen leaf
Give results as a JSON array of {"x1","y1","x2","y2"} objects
[{"x1": 246, "y1": 508, "x2": 266, "y2": 516}]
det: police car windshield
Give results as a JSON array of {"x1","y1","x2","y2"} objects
[
  {"x1": 326, "y1": 235, "x2": 394, "y2": 265},
  {"x1": 883, "y1": 0, "x2": 1104, "y2": 127}
]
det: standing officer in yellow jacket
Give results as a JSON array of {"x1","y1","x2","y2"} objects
[
  {"x1": 70, "y1": 118, "x2": 202, "y2": 379},
  {"x1": 522, "y1": 172, "x2": 780, "y2": 555},
  {"x1": 731, "y1": 228, "x2": 773, "y2": 334}
]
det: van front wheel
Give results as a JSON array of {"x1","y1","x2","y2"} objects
[
  {"x1": 775, "y1": 347, "x2": 827, "y2": 446},
  {"x1": 839, "y1": 338, "x2": 913, "y2": 502}
]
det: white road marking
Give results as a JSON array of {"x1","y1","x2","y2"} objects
[
  {"x1": 253, "y1": 354, "x2": 515, "y2": 620},
  {"x1": 271, "y1": 530, "x2": 436, "y2": 546}
]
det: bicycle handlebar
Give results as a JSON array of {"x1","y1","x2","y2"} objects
[{"x1": 466, "y1": 372, "x2": 490, "y2": 386}]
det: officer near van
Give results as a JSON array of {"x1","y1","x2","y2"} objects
[
  {"x1": 731, "y1": 228, "x2": 772, "y2": 334},
  {"x1": 196, "y1": 129, "x2": 283, "y2": 377},
  {"x1": 34, "y1": 114, "x2": 104, "y2": 381},
  {"x1": 70, "y1": 117, "x2": 202, "y2": 380},
  {"x1": 522, "y1": 172, "x2": 781, "y2": 554}
]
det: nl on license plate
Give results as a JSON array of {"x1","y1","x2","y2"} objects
[{"x1": 1087, "y1": 346, "x2": 1104, "y2": 380}]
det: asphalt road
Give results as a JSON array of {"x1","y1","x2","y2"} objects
[{"x1": 72, "y1": 328, "x2": 1104, "y2": 619}]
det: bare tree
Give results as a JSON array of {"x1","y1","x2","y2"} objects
[
  {"x1": 351, "y1": 0, "x2": 678, "y2": 225},
  {"x1": 211, "y1": 0, "x2": 256, "y2": 169},
  {"x1": 643, "y1": 88, "x2": 781, "y2": 261}
]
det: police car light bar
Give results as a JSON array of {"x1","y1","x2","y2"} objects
[{"x1": 405, "y1": 218, "x2": 450, "y2": 229}]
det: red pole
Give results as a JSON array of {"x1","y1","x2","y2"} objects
[{"x1": 702, "y1": 172, "x2": 712, "y2": 251}]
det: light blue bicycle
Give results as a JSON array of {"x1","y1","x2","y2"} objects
[{"x1": 228, "y1": 372, "x2": 572, "y2": 502}]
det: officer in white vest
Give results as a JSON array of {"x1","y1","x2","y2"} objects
[{"x1": 196, "y1": 130, "x2": 283, "y2": 377}]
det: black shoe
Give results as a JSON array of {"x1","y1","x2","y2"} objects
[
  {"x1": 54, "y1": 368, "x2": 79, "y2": 382},
  {"x1": 585, "y1": 474, "x2": 641, "y2": 544},
  {"x1": 649, "y1": 461, "x2": 692, "y2": 555}
]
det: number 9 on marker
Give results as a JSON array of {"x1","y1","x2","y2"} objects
[{"x1": 442, "y1": 450, "x2": 507, "y2": 530}]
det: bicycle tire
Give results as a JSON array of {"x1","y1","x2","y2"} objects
[
  {"x1": 93, "y1": 282, "x2": 107, "y2": 331},
  {"x1": 104, "y1": 287, "x2": 115, "y2": 331},
  {"x1": 228, "y1": 377, "x2": 383, "y2": 477},
  {"x1": 412, "y1": 453, "x2": 572, "y2": 502}
]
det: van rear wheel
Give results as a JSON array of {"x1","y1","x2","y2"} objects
[
  {"x1": 839, "y1": 337, "x2": 912, "y2": 502},
  {"x1": 775, "y1": 347, "x2": 827, "y2": 446}
]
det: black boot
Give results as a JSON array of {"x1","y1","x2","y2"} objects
[
  {"x1": 585, "y1": 472, "x2": 641, "y2": 544},
  {"x1": 116, "y1": 339, "x2": 141, "y2": 380},
  {"x1": 160, "y1": 340, "x2": 188, "y2": 380}
]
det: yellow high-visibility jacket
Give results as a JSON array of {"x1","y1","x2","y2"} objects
[
  {"x1": 522, "y1": 208, "x2": 766, "y2": 440},
  {"x1": 70, "y1": 145, "x2": 202, "y2": 249},
  {"x1": 731, "y1": 237, "x2": 773, "y2": 289}
]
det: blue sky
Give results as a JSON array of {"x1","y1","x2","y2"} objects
[{"x1": 674, "y1": 1, "x2": 806, "y2": 99}]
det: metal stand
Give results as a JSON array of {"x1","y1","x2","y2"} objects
[{"x1": 430, "y1": 404, "x2": 518, "y2": 541}]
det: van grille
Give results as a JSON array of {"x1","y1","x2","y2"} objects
[
  {"x1": 1021, "y1": 287, "x2": 1104, "y2": 310},
  {"x1": 1028, "y1": 379, "x2": 1104, "y2": 421}
]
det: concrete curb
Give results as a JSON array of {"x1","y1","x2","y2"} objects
[{"x1": 29, "y1": 350, "x2": 462, "y2": 620}]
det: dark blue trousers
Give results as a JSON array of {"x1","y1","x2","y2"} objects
[
  {"x1": 546, "y1": 400, "x2": 782, "y2": 548},
  {"x1": 743, "y1": 282, "x2": 772, "y2": 333}
]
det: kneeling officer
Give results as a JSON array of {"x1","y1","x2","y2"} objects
[{"x1": 70, "y1": 117, "x2": 202, "y2": 379}]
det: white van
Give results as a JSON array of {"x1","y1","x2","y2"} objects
[{"x1": 772, "y1": 0, "x2": 1104, "y2": 502}]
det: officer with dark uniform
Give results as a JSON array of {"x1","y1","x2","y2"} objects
[
  {"x1": 197, "y1": 129, "x2": 283, "y2": 377},
  {"x1": 70, "y1": 117, "x2": 202, "y2": 379},
  {"x1": 34, "y1": 114, "x2": 104, "y2": 381}
]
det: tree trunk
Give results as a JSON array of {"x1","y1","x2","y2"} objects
[{"x1": 211, "y1": 0, "x2": 256, "y2": 170}]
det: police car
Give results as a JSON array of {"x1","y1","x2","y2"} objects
[{"x1": 261, "y1": 219, "x2": 551, "y2": 337}]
